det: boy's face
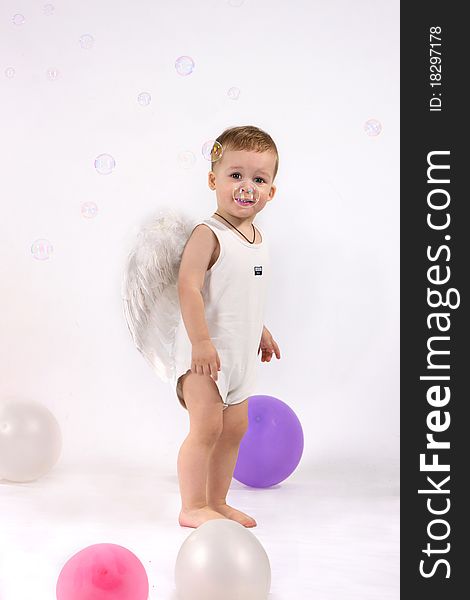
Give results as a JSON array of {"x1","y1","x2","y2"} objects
[{"x1": 208, "y1": 149, "x2": 277, "y2": 219}]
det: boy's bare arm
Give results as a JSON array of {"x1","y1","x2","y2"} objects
[
  {"x1": 177, "y1": 224, "x2": 217, "y2": 344},
  {"x1": 178, "y1": 225, "x2": 221, "y2": 378}
]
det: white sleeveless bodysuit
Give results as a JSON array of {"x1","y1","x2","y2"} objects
[{"x1": 173, "y1": 216, "x2": 270, "y2": 410}]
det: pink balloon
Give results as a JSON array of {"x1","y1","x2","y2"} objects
[{"x1": 56, "y1": 543, "x2": 149, "y2": 600}]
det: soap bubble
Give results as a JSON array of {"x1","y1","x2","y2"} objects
[
  {"x1": 5, "y1": 67, "x2": 16, "y2": 79},
  {"x1": 43, "y1": 4, "x2": 55, "y2": 15},
  {"x1": 94, "y1": 154, "x2": 116, "y2": 174},
  {"x1": 364, "y1": 119, "x2": 382, "y2": 136},
  {"x1": 178, "y1": 151, "x2": 196, "y2": 169},
  {"x1": 175, "y1": 56, "x2": 195, "y2": 76},
  {"x1": 232, "y1": 181, "x2": 260, "y2": 205},
  {"x1": 137, "y1": 92, "x2": 151, "y2": 106},
  {"x1": 227, "y1": 87, "x2": 240, "y2": 100},
  {"x1": 47, "y1": 68, "x2": 60, "y2": 80},
  {"x1": 79, "y1": 34, "x2": 94, "y2": 49},
  {"x1": 12, "y1": 14, "x2": 25, "y2": 26},
  {"x1": 81, "y1": 202, "x2": 98, "y2": 219},
  {"x1": 31, "y1": 239, "x2": 53, "y2": 261},
  {"x1": 202, "y1": 140, "x2": 223, "y2": 162}
]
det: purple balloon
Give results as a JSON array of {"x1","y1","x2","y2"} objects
[{"x1": 233, "y1": 395, "x2": 304, "y2": 488}]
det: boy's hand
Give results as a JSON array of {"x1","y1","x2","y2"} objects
[
  {"x1": 191, "y1": 339, "x2": 221, "y2": 381},
  {"x1": 257, "y1": 325, "x2": 281, "y2": 362}
]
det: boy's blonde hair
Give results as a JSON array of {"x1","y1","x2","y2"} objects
[{"x1": 211, "y1": 125, "x2": 279, "y2": 181}]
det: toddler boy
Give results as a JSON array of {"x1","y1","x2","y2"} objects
[{"x1": 175, "y1": 125, "x2": 281, "y2": 528}]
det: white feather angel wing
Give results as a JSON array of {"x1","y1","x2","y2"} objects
[{"x1": 121, "y1": 210, "x2": 196, "y2": 383}]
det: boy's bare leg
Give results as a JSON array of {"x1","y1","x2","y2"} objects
[
  {"x1": 177, "y1": 372, "x2": 227, "y2": 528},
  {"x1": 206, "y1": 399, "x2": 257, "y2": 527}
]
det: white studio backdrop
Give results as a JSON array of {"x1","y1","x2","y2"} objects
[{"x1": 0, "y1": 0, "x2": 399, "y2": 482}]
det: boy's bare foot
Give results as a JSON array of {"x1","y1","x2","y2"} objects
[
  {"x1": 178, "y1": 506, "x2": 227, "y2": 528},
  {"x1": 208, "y1": 503, "x2": 257, "y2": 528}
]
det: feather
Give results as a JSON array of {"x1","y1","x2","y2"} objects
[{"x1": 122, "y1": 209, "x2": 197, "y2": 383}]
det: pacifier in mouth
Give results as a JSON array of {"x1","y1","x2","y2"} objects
[{"x1": 232, "y1": 181, "x2": 260, "y2": 207}]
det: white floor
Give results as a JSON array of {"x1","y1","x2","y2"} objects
[{"x1": 0, "y1": 462, "x2": 399, "y2": 599}]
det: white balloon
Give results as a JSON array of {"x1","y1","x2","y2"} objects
[
  {"x1": 175, "y1": 519, "x2": 271, "y2": 600},
  {"x1": 0, "y1": 398, "x2": 62, "y2": 482}
]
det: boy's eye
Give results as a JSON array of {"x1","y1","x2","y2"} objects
[{"x1": 230, "y1": 173, "x2": 266, "y2": 184}]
